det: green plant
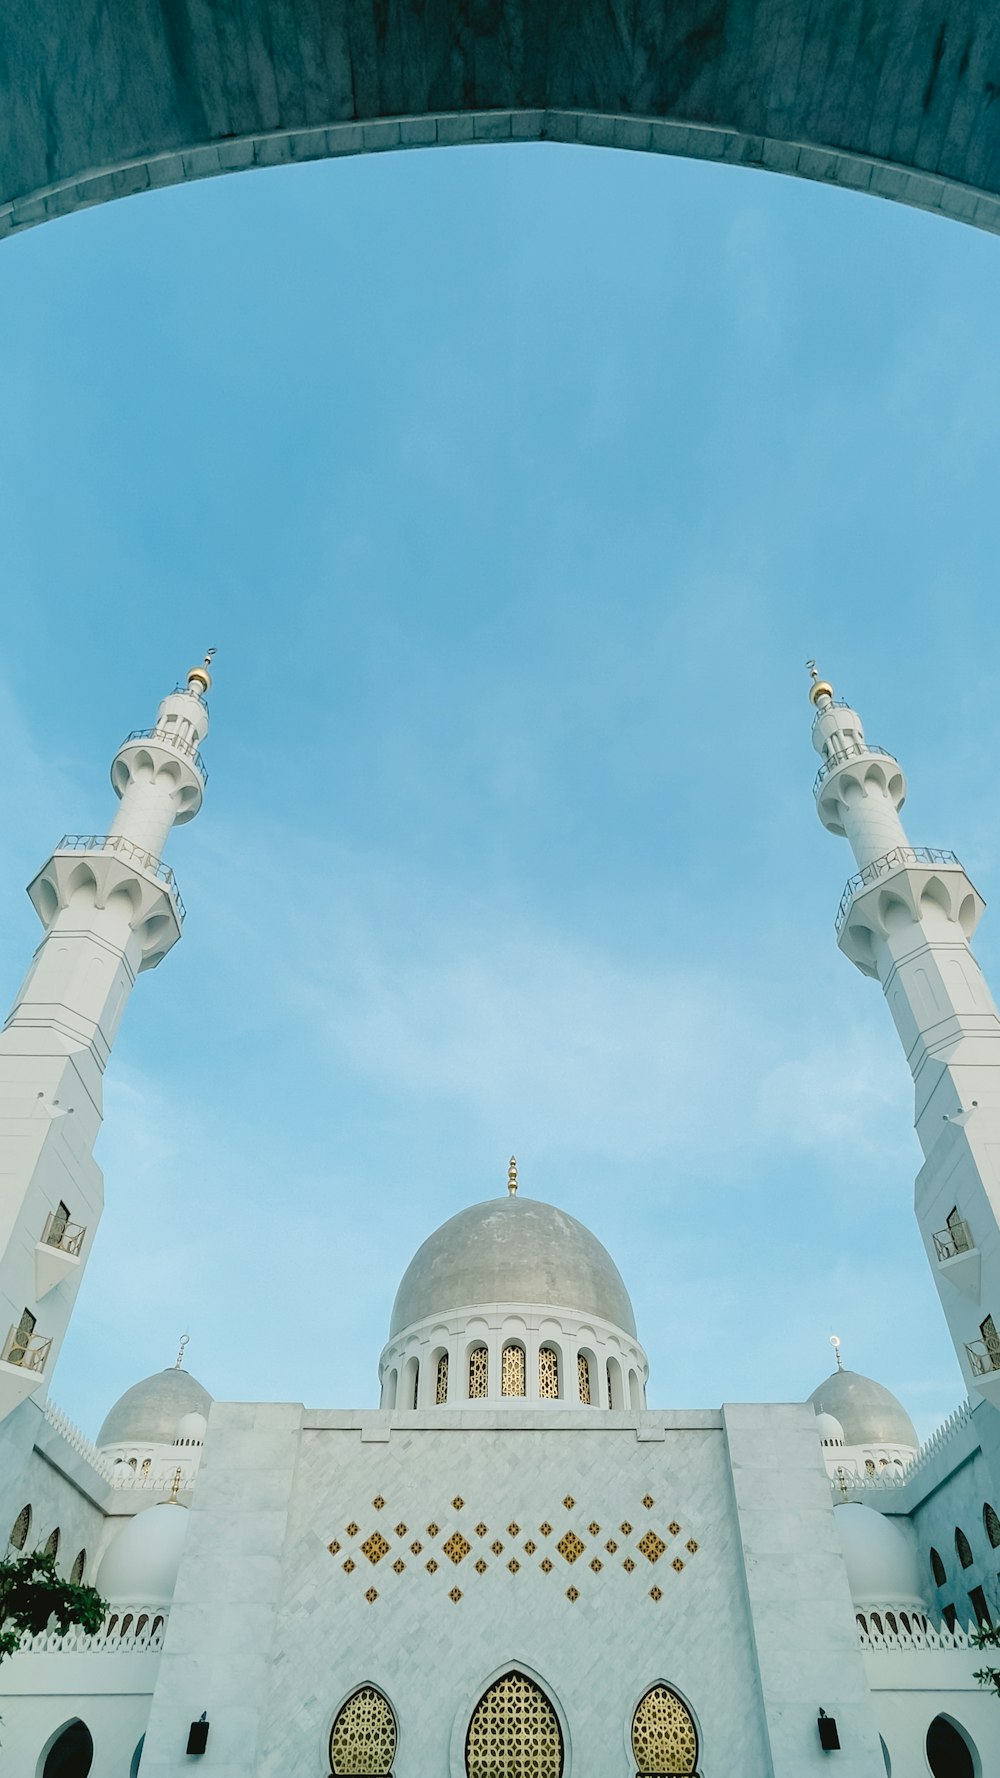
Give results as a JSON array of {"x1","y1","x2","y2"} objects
[
  {"x1": 969, "y1": 1621, "x2": 1000, "y2": 1697},
  {"x1": 0, "y1": 1550, "x2": 106, "y2": 1662}
]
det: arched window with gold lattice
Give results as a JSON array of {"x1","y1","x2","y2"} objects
[
  {"x1": 69, "y1": 1548, "x2": 86, "y2": 1584},
  {"x1": 578, "y1": 1353, "x2": 591, "y2": 1404},
  {"x1": 631, "y1": 1683, "x2": 699, "y2": 1775},
  {"x1": 329, "y1": 1684, "x2": 397, "y2": 1775},
  {"x1": 436, "y1": 1352, "x2": 449, "y2": 1404},
  {"x1": 539, "y1": 1346, "x2": 559, "y2": 1399},
  {"x1": 956, "y1": 1526, "x2": 974, "y2": 1569},
  {"x1": 469, "y1": 1345, "x2": 489, "y2": 1398},
  {"x1": 502, "y1": 1343, "x2": 526, "y2": 1397},
  {"x1": 8, "y1": 1504, "x2": 31, "y2": 1550},
  {"x1": 44, "y1": 1527, "x2": 61, "y2": 1562},
  {"x1": 465, "y1": 1671, "x2": 563, "y2": 1778},
  {"x1": 984, "y1": 1503, "x2": 1000, "y2": 1549}
]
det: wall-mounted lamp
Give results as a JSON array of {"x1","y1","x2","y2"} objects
[
  {"x1": 817, "y1": 1708, "x2": 840, "y2": 1751},
  {"x1": 186, "y1": 1713, "x2": 209, "y2": 1755}
]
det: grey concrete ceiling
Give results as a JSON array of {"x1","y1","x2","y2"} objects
[{"x1": 2, "y1": 2, "x2": 1000, "y2": 240}]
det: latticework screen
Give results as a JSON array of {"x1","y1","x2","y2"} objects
[
  {"x1": 577, "y1": 1353, "x2": 591, "y2": 1404},
  {"x1": 631, "y1": 1684, "x2": 698, "y2": 1775},
  {"x1": 69, "y1": 1548, "x2": 86, "y2": 1584},
  {"x1": 436, "y1": 1353, "x2": 449, "y2": 1404},
  {"x1": 9, "y1": 1504, "x2": 30, "y2": 1550},
  {"x1": 986, "y1": 1503, "x2": 1000, "y2": 1549},
  {"x1": 502, "y1": 1344, "x2": 526, "y2": 1396},
  {"x1": 539, "y1": 1347, "x2": 559, "y2": 1399},
  {"x1": 329, "y1": 1685, "x2": 397, "y2": 1775},
  {"x1": 466, "y1": 1671, "x2": 563, "y2": 1778},
  {"x1": 469, "y1": 1346, "x2": 489, "y2": 1398},
  {"x1": 43, "y1": 1527, "x2": 60, "y2": 1560}
]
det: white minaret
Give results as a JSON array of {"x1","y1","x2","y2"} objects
[
  {"x1": 0, "y1": 657, "x2": 214, "y2": 1424},
  {"x1": 808, "y1": 663, "x2": 1000, "y2": 1461}
]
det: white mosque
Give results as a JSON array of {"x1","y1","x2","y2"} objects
[{"x1": 3, "y1": 662, "x2": 1000, "y2": 1778}]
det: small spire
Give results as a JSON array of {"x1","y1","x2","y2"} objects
[
  {"x1": 829, "y1": 1333, "x2": 844, "y2": 1372},
  {"x1": 167, "y1": 1466, "x2": 183, "y2": 1505},
  {"x1": 806, "y1": 658, "x2": 834, "y2": 708},
  {"x1": 187, "y1": 647, "x2": 216, "y2": 695},
  {"x1": 174, "y1": 1332, "x2": 190, "y2": 1370},
  {"x1": 507, "y1": 1155, "x2": 518, "y2": 1196}
]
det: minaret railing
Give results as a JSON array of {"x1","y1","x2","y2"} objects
[
  {"x1": 121, "y1": 726, "x2": 208, "y2": 782},
  {"x1": 813, "y1": 742, "x2": 897, "y2": 792},
  {"x1": 835, "y1": 846, "x2": 961, "y2": 932},
  {"x1": 53, "y1": 834, "x2": 186, "y2": 919}
]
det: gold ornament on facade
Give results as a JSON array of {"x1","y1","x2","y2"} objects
[
  {"x1": 364, "y1": 1587, "x2": 378, "y2": 1603},
  {"x1": 539, "y1": 1348, "x2": 559, "y2": 1398},
  {"x1": 343, "y1": 1558, "x2": 355, "y2": 1574},
  {"x1": 577, "y1": 1352, "x2": 591, "y2": 1403},
  {"x1": 443, "y1": 1532, "x2": 471, "y2": 1565},
  {"x1": 638, "y1": 1530, "x2": 666, "y2": 1564},
  {"x1": 452, "y1": 1496, "x2": 465, "y2": 1510},
  {"x1": 502, "y1": 1343, "x2": 526, "y2": 1396},
  {"x1": 466, "y1": 1673, "x2": 563, "y2": 1778},
  {"x1": 491, "y1": 1540, "x2": 504, "y2": 1556},
  {"x1": 469, "y1": 1347, "x2": 489, "y2": 1397},
  {"x1": 508, "y1": 1558, "x2": 520, "y2": 1573},
  {"x1": 329, "y1": 1686, "x2": 396, "y2": 1775},
  {"x1": 566, "y1": 1586, "x2": 578, "y2": 1601},
  {"x1": 372, "y1": 1496, "x2": 385, "y2": 1510},
  {"x1": 642, "y1": 1494, "x2": 655, "y2": 1508},
  {"x1": 435, "y1": 1352, "x2": 449, "y2": 1403},
  {"x1": 556, "y1": 1530, "x2": 585, "y2": 1564},
  {"x1": 449, "y1": 1586, "x2": 462, "y2": 1602},
  {"x1": 507, "y1": 1522, "x2": 520, "y2": 1536},
  {"x1": 475, "y1": 1558, "x2": 487, "y2": 1574},
  {"x1": 649, "y1": 1586, "x2": 662, "y2": 1601},
  {"x1": 392, "y1": 1559, "x2": 405, "y2": 1574},
  {"x1": 427, "y1": 1523, "x2": 440, "y2": 1537},
  {"x1": 631, "y1": 1684, "x2": 698, "y2": 1775},
  {"x1": 475, "y1": 1521, "x2": 488, "y2": 1537},
  {"x1": 346, "y1": 1522, "x2": 360, "y2": 1538},
  {"x1": 426, "y1": 1558, "x2": 438, "y2": 1573},
  {"x1": 668, "y1": 1520, "x2": 681, "y2": 1536},
  {"x1": 540, "y1": 1557, "x2": 553, "y2": 1573},
  {"x1": 672, "y1": 1557, "x2": 685, "y2": 1572},
  {"x1": 361, "y1": 1531, "x2": 390, "y2": 1566}
]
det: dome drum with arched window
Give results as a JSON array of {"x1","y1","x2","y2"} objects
[{"x1": 380, "y1": 1194, "x2": 648, "y2": 1410}]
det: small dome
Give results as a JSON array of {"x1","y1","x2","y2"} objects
[
  {"x1": 97, "y1": 1368, "x2": 212, "y2": 1448},
  {"x1": 834, "y1": 1503, "x2": 926, "y2": 1609},
  {"x1": 815, "y1": 1411, "x2": 845, "y2": 1446},
  {"x1": 808, "y1": 1369, "x2": 917, "y2": 1449},
  {"x1": 389, "y1": 1196, "x2": 637, "y2": 1339},
  {"x1": 173, "y1": 1411, "x2": 207, "y2": 1445},
  {"x1": 96, "y1": 1503, "x2": 189, "y2": 1603}
]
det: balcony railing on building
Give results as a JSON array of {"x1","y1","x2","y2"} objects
[
  {"x1": 813, "y1": 742, "x2": 897, "y2": 793},
  {"x1": 55, "y1": 834, "x2": 186, "y2": 921},
  {"x1": 1, "y1": 1325, "x2": 51, "y2": 1372},
  {"x1": 836, "y1": 846, "x2": 961, "y2": 933},
  {"x1": 933, "y1": 1218, "x2": 974, "y2": 1262},
  {"x1": 965, "y1": 1339, "x2": 1000, "y2": 1379},
  {"x1": 41, "y1": 1210, "x2": 86, "y2": 1257},
  {"x1": 121, "y1": 725, "x2": 208, "y2": 783}
]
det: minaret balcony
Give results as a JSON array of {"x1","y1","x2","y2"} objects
[
  {"x1": 121, "y1": 725, "x2": 208, "y2": 785},
  {"x1": 965, "y1": 1339, "x2": 1000, "y2": 1405},
  {"x1": 813, "y1": 742, "x2": 898, "y2": 795},
  {"x1": 932, "y1": 1220, "x2": 981, "y2": 1300},
  {"x1": 0, "y1": 1325, "x2": 52, "y2": 1419},
  {"x1": 833, "y1": 847, "x2": 982, "y2": 978},
  {"x1": 34, "y1": 1212, "x2": 86, "y2": 1297},
  {"x1": 28, "y1": 836, "x2": 187, "y2": 971}
]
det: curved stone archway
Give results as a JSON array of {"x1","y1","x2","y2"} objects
[{"x1": 2, "y1": 2, "x2": 1000, "y2": 241}]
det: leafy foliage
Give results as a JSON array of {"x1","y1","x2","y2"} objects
[
  {"x1": 0, "y1": 1550, "x2": 106, "y2": 1662},
  {"x1": 970, "y1": 1621, "x2": 1000, "y2": 1697}
]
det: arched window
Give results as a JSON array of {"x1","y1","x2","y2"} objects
[
  {"x1": 410, "y1": 1360, "x2": 419, "y2": 1410},
  {"x1": 69, "y1": 1549, "x2": 86, "y2": 1584},
  {"x1": 382, "y1": 1368, "x2": 397, "y2": 1409},
  {"x1": 984, "y1": 1503, "x2": 1000, "y2": 1548},
  {"x1": 129, "y1": 1735, "x2": 145, "y2": 1778},
  {"x1": 930, "y1": 1547, "x2": 947, "y2": 1587},
  {"x1": 539, "y1": 1347, "x2": 559, "y2": 1399},
  {"x1": 607, "y1": 1356, "x2": 624, "y2": 1409},
  {"x1": 9, "y1": 1503, "x2": 31, "y2": 1550},
  {"x1": 436, "y1": 1352, "x2": 449, "y2": 1404},
  {"x1": 955, "y1": 1526, "x2": 974, "y2": 1569},
  {"x1": 469, "y1": 1345, "x2": 489, "y2": 1398},
  {"x1": 631, "y1": 1684, "x2": 699, "y2": 1775},
  {"x1": 629, "y1": 1368, "x2": 642, "y2": 1408},
  {"x1": 880, "y1": 1734, "x2": 891, "y2": 1775},
  {"x1": 466, "y1": 1671, "x2": 563, "y2": 1777},
  {"x1": 41, "y1": 1719, "x2": 94, "y2": 1778},
  {"x1": 577, "y1": 1353, "x2": 591, "y2": 1405},
  {"x1": 44, "y1": 1527, "x2": 61, "y2": 1561},
  {"x1": 501, "y1": 1344, "x2": 526, "y2": 1397},
  {"x1": 329, "y1": 1685, "x2": 396, "y2": 1775},
  {"x1": 926, "y1": 1715, "x2": 978, "y2": 1778}
]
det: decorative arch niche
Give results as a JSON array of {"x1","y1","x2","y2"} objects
[
  {"x1": 631, "y1": 1683, "x2": 699, "y2": 1775},
  {"x1": 328, "y1": 1685, "x2": 396, "y2": 1776},
  {"x1": 465, "y1": 1670, "x2": 563, "y2": 1778}
]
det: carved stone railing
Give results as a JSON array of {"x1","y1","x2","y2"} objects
[
  {"x1": 121, "y1": 726, "x2": 208, "y2": 783},
  {"x1": 1, "y1": 1325, "x2": 51, "y2": 1372},
  {"x1": 829, "y1": 1400, "x2": 974, "y2": 1501},
  {"x1": 813, "y1": 742, "x2": 898, "y2": 793},
  {"x1": 835, "y1": 846, "x2": 961, "y2": 934},
  {"x1": 19, "y1": 1605, "x2": 168, "y2": 1654},
  {"x1": 54, "y1": 834, "x2": 186, "y2": 922},
  {"x1": 933, "y1": 1218, "x2": 975, "y2": 1261},
  {"x1": 857, "y1": 1610, "x2": 975, "y2": 1651},
  {"x1": 42, "y1": 1399, "x2": 119, "y2": 1482}
]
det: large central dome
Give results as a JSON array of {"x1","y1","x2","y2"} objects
[{"x1": 389, "y1": 1195, "x2": 637, "y2": 1339}]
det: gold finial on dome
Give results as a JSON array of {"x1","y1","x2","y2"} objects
[
  {"x1": 829, "y1": 1333, "x2": 844, "y2": 1372},
  {"x1": 507, "y1": 1156, "x2": 518, "y2": 1196},
  {"x1": 166, "y1": 1466, "x2": 183, "y2": 1505},
  {"x1": 187, "y1": 647, "x2": 216, "y2": 695},
  {"x1": 806, "y1": 658, "x2": 834, "y2": 707},
  {"x1": 174, "y1": 1332, "x2": 190, "y2": 1370}
]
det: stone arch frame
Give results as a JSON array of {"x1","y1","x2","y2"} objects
[
  {"x1": 925, "y1": 1711, "x2": 982, "y2": 1778},
  {"x1": 624, "y1": 1677, "x2": 703, "y2": 1777},
  {"x1": 449, "y1": 1658, "x2": 571, "y2": 1778},
  {"x1": 325, "y1": 1680, "x2": 399, "y2": 1777},
  {"x1": 35, "y1": 1717, "x2": 94, "y2": 1778},
  {"x1": 7, "y1": 4, "x2": 1000, "y2": 245}
]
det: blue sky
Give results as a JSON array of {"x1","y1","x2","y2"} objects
[{"x1": 2, "y1": 142, "x2": 999, "y2": 1441}]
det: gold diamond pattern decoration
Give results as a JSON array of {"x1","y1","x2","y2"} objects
[
  {"x1": 686, "y1": 1539, "x2": 699, "y2": 1554},
  {"x1": 427, "y1": 1523, "x2": 440, "y2": 1537},
  {"x1": 563, "y1": 1496, "x2": 575, "y2": 1509},
  {"x1": 475, "y1": 1522, "x2": 488, "y2": 1537},
  {"x1": 541, "y1": 1557, "x2": 553, "y2": 1573},
  {"x1": 588, "y1": 1521, "x2": 600, "y2": 1536},
  {"x1": 395, "y1": 1523, "x2": 407, "y2": 1537},
  {"x1": 668, "y1": 1520, "x2": 681, "y2": 1536},
  {"x1": 672, "y1": 1557, "x2": 685, "y2": 1572},
  {"x1": 507, "y1": 1522, "x2": 520, "y2": 1537},
  {"x1": 620, "y1": 1521, "x2": 633, "y2": 1536},
  {"x1": 642, "y1": 1494, "x2": 655, "y2": 1509},
  {"x1": 372, "y1": 1496, "x2": 385, "y2": 1510},
  {"x1": 443, "y1": 1532, "x2": 471, "y2": 1565},
  {"x1": 410, "y1": 1541, "x2": 422, "y2": 1555},
  {"x1": 475, "y1": 1558, "x2": 487, "y2": 1574},
  {"x1": 590, "y1": 1557, "x2": 602, "y2": 1573},
  {"x1": 361, "y1": 1531, "x2": 390, "y2": 1566},
  {"x1": 346, "y1": 1522, "x2": 360, "y2": 1538},
  {"x1": 566, "y1": 1586, "x2": 579, "y2": 1601},
  {"x1": 524, "y1": 1540, "x2": 536, "y2": 1555},
  {"x1": 508, "y1": 1558, "x2": 520, "y2": 1574},
  {"x1": 449, "y1": 1586, "x2": 462, "y2": 1603},
  {"x1": 638, "y1": 1530, "x2": 666, "y2": 1565},
  {"x1": 426, "y1": 1559, "x2": 438, "y2": 1574},
  {"x1": 557, "y1": 1530, "x2": 585, "y2": 1565},
  {"x1": 364, "y1": 1587, "x2": 377, "y2": 1604},
  {"x1": 539, "y1": 1522, "x2": 553, "y2": 1537},
  {"x1": 392, "y1": 1559, "x2": 405, "y2": 1574},
  {"x1": 452, "y1": 1496, "x2": 465, "y2": 1511},
  {"x1": 343, "y1": 1558, "x2": 356, "y2": 1574},
  {"x1": 649, "y1": 1585, "x2": 662, "y2": 1602},
  {"x1": 328, "y1": 1540, "x2": 341, "y2": 1555},
  {"x1": 492, "y1": 1540, "x2": 504, "y2": 1556},
  {"x1": 623, "y1": 1558, "x2": 635, "y2": 1573},
  {"x1": 605, "y1": 1539, "x2": 618, "y2": 1554}
]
